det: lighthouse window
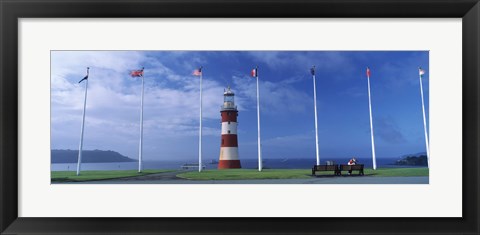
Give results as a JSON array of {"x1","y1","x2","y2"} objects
[
  {"x1": 228, "y1": 130, "x2": 231, "y2": 134},
  {"x1": 228, "y1": 121, "x2": 230, "y2": 124},
  {"x1": 222, "y1": 139, "x2": 224, "y2": 145}
]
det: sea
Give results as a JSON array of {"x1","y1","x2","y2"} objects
[{"x1": 51, "y1": 157, "x2": 424, "y2": 171}]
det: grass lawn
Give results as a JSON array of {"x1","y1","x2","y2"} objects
[
  {"x1": 51, "y1": 169, "x2": 172, "y2": 182},
  {"x1": 177, "y1": 169, "x2": 311, "y2": 180},
  {"x1": 177, "y1": 168, "x2": 429, "y2": 180},
  {"x1": 365, "y1": 167, "x2": 429, "y2": 177}
]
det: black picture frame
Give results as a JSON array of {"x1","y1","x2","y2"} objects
[{"x1": 1, "y1": 0, "x2": 479, "y2": 234}]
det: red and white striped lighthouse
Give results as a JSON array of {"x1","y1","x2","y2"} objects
[{"x1": 218, "y1": 87, "x2": 241, "y2": 169}]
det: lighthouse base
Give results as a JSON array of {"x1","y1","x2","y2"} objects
[{"x1": 218, "y1": 160, "x2": 242, "y2": 169}]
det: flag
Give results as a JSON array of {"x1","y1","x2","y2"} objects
[
  {"x1": 130, "y1": 68, "x2": 144, "y2": 77},
  {"x1": 310, "y1": 66, "x2": 315, "y2": 76},
  {"x1": 419, "y1": 67, "x2": 425, "y2": 77},
  {"x1": 193, "y1": 67, "x2": 202, "y2": 76},
  {"x1": 366, "y1": 67, "x2": 371, "y2": 77},
  {"x1": 78, "y1": 67, "x2": 89, "y2": 83},
  {"x1": 251, "y1": 68, "x2": 258, "y2": 77},
  {"x1": 78, "y1": 75, "x2": 88, "y2": 83}
]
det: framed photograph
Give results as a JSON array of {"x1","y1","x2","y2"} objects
[
  {"x1": 49, "y1": 50, "x2": 431, "y2": 185},
  {"x1": 1, "y1": 0, "x2": 478, "y2": 234}
]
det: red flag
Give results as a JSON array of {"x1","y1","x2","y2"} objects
[
  {"x1": 130, "y1": 69, "x2": 144, "y2": 77},
  {"x1": 251, "y1": 68, "x2": 257, "y2": 77},
  {"x1": 419, "y1": 67, "x2": 425, "y2": 77},
  {"x1": 366, "y1": 67, "x2": 371, "y2": 77},
  {"x1": 193, "y1": 67, "x2": 202, "y2": 76}
]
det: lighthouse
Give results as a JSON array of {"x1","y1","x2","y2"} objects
[{"x1": 218, "y1": 86, "x2": 241, "y2": 169}]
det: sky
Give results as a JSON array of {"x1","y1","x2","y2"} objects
[{"x1": 51, "y1": 51, "x2": 429, "y2": 163}]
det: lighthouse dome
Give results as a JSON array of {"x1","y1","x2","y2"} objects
[
  {"x1": 222, "y1": 86, "x2": 236, "y2": 110},
  {"x1": 224, "y1": 86, "x2": 235, "y2": 96}
]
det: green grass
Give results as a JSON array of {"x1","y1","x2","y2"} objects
[
  {"x1": 51, "y1": 168, "x2": 429, "y2": 182},
  {"x1": 177, "y1": 169, "x2": 312, "y2": 180},
  {"x1": 365, "y1": 167, "x2": 429, "y2": 177},
  {"x1": 177, "y1": 168, "x2": 429, "y2": 180},
  {"x1": 51, "y1": 169, "x2": 172, "y2": 182}
]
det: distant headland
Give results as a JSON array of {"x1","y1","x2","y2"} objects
[
  {"x1": 393, "y1": 153, "x2": 428, "y2": 166},
  {"x1": 51, "y1": 149, "x2": 135, "y2": 163}
]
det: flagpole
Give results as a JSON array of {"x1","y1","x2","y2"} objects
[
  {"x1": 419, "y1": 68, "x2": 430, "y2": 168},
  {"x1": 312, "y1": 66, "x2": 320, "y2": 166},
  {"x1": 76, "y1": 67, "x2": 89, "y2": 176},
  {"x1": 256, "y1": 67, "x2": 262, "y2": 172},
  {"x1": 138, "y1": 69, "x2": 144, "y2": 173},
  {"x1": 199, "y1": 67, "x2": 203, "y2": 172},
  {"x1": 367, "y1": 68, "x2": 377, "y2": 170}
]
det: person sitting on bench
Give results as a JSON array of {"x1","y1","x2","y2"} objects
[{"x1": 347, "y1": 158, "x2": 357, "y2": 175}]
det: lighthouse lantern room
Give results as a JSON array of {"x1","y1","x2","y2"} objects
[{"x1": 218, "y1": 87, "x2": 241, "y2": 169}]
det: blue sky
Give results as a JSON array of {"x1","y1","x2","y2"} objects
[{"x1": 51, "y1": 51, "x2": 429, "y2": 162}]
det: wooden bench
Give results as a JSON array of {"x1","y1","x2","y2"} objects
[
  {"x1": 312, "y1": 165, "x2": 340, "y2": 176},
  {"x1": 339, "y1": 164, "x2": 364, "y2": 175}
]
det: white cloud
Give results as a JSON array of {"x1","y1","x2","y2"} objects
[
  {"x1": 245, "y1": 51, "x2": 354, "y2": 73},
  {"x1": 232, "y1": 75, "x2": 312, "y2": 115}
]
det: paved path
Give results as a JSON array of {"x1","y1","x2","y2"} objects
[{"x1": 71, "y1": 171, "x2": 428, "y2": 184}]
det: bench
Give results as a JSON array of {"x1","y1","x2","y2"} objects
[
  {"x1": 339, "y1": 164, "x2": 364, "y2": 175},
  {"x1": 312, "y1": 165, "x2": 340, "y2": 176}
]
